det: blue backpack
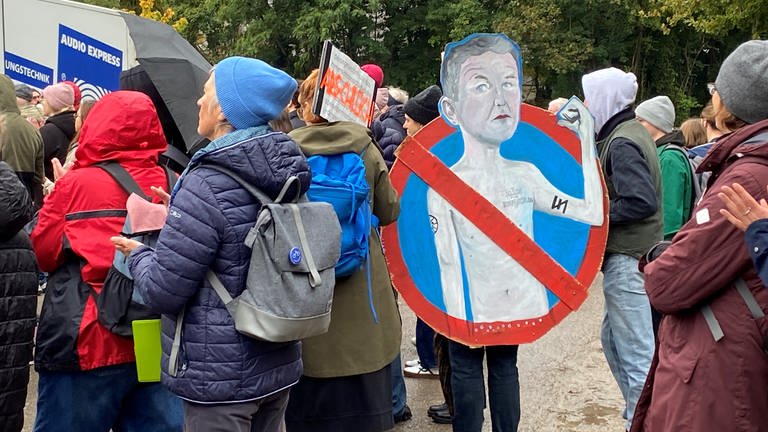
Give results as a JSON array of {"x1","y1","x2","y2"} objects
[{"x1": 306, "y1": 150, "x2": 375, "y2": 277}]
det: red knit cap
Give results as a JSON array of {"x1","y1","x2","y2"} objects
[{"x1": 360, "y1": 64, "x2": 384, "y2": 88}]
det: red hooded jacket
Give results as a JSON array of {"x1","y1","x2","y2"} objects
[{"x1": 31, "y1": 91, "x2": 168, "y2": 371}]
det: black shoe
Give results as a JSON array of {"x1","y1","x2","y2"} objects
[
  {"x1": 394, "y1": 404, "x2": 412, "y2": 423},
  {"x1": 428, "y1": 402, "x2": 448, "y2": 416},
  {"x1": 430, "y1": 409, "x2": 452, "y2": 425}
]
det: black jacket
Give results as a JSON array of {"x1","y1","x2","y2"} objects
[
  {"x1": 0, "y1": 161, "x2": 38, "y2": 432},
  {"x1": 40, "y1": 111, "x2": 76, "y2": 180},
  {"x1": 371, "y1": 104, "x2": 406, "y2": 169}
]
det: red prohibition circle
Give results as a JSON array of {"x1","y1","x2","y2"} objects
[{"x1": 382, "y1": 104, "x2": 609, "y2": 346}]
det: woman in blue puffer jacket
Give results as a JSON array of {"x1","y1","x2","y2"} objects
[{"x1": 112, "y1": 57, "x2": 310, "y2": 432}]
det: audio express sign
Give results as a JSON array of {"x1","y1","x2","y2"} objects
[{"x1": 58, "y1": 24, "x2": 122, "y2": 96}]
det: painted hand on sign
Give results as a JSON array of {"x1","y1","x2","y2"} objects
[{"x1": 382, "y1": 33, "x2": 608, "y2": 345}]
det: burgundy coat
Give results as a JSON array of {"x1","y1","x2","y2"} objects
[{"x1": 632, "y1": 119, "x2": 768, "y2": 431}]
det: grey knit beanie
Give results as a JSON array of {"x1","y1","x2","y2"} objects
[
  {"x1": 715, "y1": 40, "x2": 768, "y2": 124},
  {"x1": 636, "y1": 95, "x2": 675, "y2": 134}
]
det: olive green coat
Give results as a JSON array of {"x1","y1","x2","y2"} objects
[{"x1": 289, "y1": 121, "x2": 402, "y2": 378}]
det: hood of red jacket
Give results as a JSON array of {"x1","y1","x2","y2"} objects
[{"x1": 74, "y1": 90, "x2": 167, "y2": 168}]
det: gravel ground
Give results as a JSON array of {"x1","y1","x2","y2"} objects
[{"x1": 394, "y1": 273, "x2": 625, "y2": 432}]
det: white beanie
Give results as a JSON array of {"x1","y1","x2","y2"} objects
[
  {"x1": 636, "y1": 96, "x2": 675, "y2": 134},
  {"x1": 582, "y1": 67, "x2": 638, "y2": 135}
]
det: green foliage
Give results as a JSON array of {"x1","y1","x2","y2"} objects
[{"x1": 74, "y1": 0, "x2": 764, "y2": 114}]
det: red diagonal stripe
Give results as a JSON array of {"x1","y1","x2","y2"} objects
[{"x1": 397, "y1": 138, "x2": 587, "y2": 310}]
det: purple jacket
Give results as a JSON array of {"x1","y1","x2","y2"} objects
[{"x1": 129, "y1": 130, "x2": 310, "y2": 403}]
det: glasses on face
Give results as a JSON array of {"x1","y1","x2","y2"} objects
[{"x1": 707, "y1": 82, "x2": 717, "y2": 96}]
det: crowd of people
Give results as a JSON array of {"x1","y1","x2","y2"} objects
[{"x1": 1, "y1": 33, "x2": 767, "y2": 432}]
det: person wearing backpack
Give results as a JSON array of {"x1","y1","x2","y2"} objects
[
  {"x1": 284, "y1": 69, "x2": 401, "y2": 432},
  {"x1": 636, "y1": 95, "x2": 694, "y2": 239},
  {"x1": 112, "y1": 57, "x2": 309, "y2": 432},
  {"x1": 632, "y1": 40, "x2": 768, "y2": 432},
  {"x1": 30, "y1": 91, "x2": 183, "y2": 432}
]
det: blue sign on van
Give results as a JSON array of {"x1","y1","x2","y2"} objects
[
  {"x1": 57, "y1": 24, "x2": 122, "y2": 93},
  {"x1": 4, "y1": 52, "x2": 53, "y2": 89}
]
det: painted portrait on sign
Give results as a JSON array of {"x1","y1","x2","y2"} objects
[
  {"x1": 382, "y1": 33, "x2": 609, "y2": 345},
  {"x1": 432, "y1": 34, "x2": 602, "y2": 322}
]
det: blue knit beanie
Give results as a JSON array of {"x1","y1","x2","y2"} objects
[{"x1": 214, "y1": 56, "x2": 297, "y2": 129}]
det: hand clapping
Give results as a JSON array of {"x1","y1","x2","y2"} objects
[{"x1": 718, "y1": 183, "x2": 768, "y2": 231}]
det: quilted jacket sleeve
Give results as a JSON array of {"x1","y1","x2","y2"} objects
[
  {"x1": 129, "y1": 172, "x2": 226, "y2": 314},
  {"x1": 0, "y1": 162, "x2": 33, "y2": 240}
]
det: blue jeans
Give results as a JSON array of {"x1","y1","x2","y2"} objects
[
  {"x1": 449, "y1": 342, "x2": 520, "y2": 432},
  {"x1": 34, "y1": 363, "x2": 183, "y2": 432},
  {"x1": 391, "y1": 354, "x2": 407, "y2": 416},
  {"x1": 416, "y1": 318, "x2": 437, "y2": 369},
  {"x1": 601, "y1": 253, "x2": 654, "y2": 431}
]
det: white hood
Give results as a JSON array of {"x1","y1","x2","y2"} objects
[{"x1": 582, "y1": 67, "x2": 638, "y2": 135}]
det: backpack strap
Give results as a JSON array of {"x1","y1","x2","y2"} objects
[
  {"x1": 203, "y1": 163, "x2": 302, "y2": 204},
  {"x1": 96, "y1": 162, "x2": 150, "y2": 201},
  {"x1": 287, "y1": 203, "x2": 323, "y2": 287},
  {"x1": 168, "y1": 306, "x2": 185, "y2": 377},
  {"x1": 164, "y1": 165, "x2": 178, "y2": 193},
  {"x1": 660, "y1": 143, "x2": 700, "y2": 210},
  {"x1": 701, "y1": 278, "x2": 765, "y2": 342},
  {"x1": 735, "y1": 279, "x2": 765, "y2": 319},
  {"x1": 207, "y1": 270, "x2": 234, "y2": 306}
]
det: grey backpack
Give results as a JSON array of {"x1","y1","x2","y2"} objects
[
  {"x1": 206, "y1": 164, "x2": 341, "y2": 342},
  {"x1": 170, "y1": 164, "x2": 340, "y2": 362}
]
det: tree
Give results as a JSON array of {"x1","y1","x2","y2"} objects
[
  {"x1": 76, "y1": 0, "x2": 764, "y2": 118},
  {"x1": 495, "y1": 0, "x2": 593, "y2": 101},
  {"x1": 79, "y1": 0, "x2": 188, "y2": 32}
]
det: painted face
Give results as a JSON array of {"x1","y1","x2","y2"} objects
[
  {"x1": 450, "y1": 51, "x2": 521, "y2": 145},
  {"x1": 403, "y1": 114, "x2": 423, "y2": 137},
  {"x1": 197, "y1": 74, "x2": 220, "y2": 139}
]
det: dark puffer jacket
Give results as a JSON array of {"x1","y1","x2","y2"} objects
[
  {"x1": 40, "y1": 110, "x2": 76, "y2": 180},
  {"x1": 128, "y1": 129, "x2": 309, "y2": 403},
  {"x1": 372, "y1": 104, "x2": 406, "y2": 169},
  {"x1": 0, "y1": 161, "x2": 37, "y2": 432}
]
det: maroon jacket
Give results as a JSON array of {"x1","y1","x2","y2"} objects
[{"x1": 632, "y1": 119, "x2": 768, "y2": 431}]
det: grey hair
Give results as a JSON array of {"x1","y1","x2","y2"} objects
[{"x1": 440, "y1": 34, "x2": 522, "y2": 100}]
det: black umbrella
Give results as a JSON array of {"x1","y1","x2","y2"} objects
[{"x1": 120, "y1": 13, "x2": 211, "y2": 160}]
